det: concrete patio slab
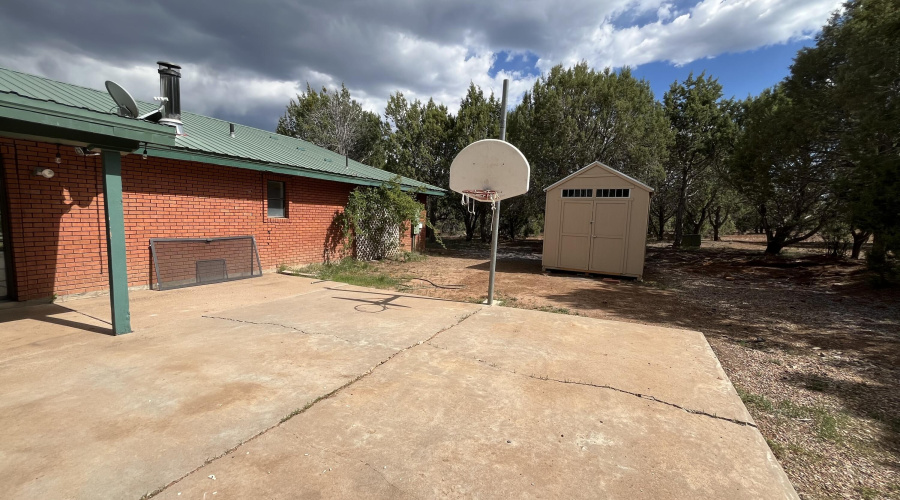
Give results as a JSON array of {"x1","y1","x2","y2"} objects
[
  {"x1": 207, "y1": 284, "x2": 474, "y2": 351},
  {"x1": 431, "y1": 306, "x2": 753, "y2": 423},
  {"x1": 0, "y1": 274, "x2": 797, "y2": 499},
  {"x1": 158, "y1": 345, "x2": 793, "y2": 499}
]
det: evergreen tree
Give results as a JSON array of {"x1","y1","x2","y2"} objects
[
  {"x1": 786, "y1": 0, "x2": 899, "y2": 272},
  {"x1": 728, "y1": 87, "x2": 836, "y2": 254},
  {"x1": 508, "y1": 63, "x2": 670, "y2": 239},
  {"x1": 663, "y1": 72, "x2": 736, "y2": 247},
  {"x1": 383, "y1": 93, "x2": 454, "y2": 240},
  {"x1": 277, "y1": 83, "x2": 385, "y2": 166}
]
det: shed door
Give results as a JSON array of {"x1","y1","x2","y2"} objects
[
  {"x1": 590, "y1": 201, "x2": 628, "y2": 275},
  {"x1": 557, "y1": 201, "x2": 593, "y2": 270}
]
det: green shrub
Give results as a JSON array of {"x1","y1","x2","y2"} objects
[{"x1": 341, "y1": 177, "x2": 438, "y2": 260}]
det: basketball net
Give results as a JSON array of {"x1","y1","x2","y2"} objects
[
  {"x1": 462, "y1": 190, "x2": 500, "y2": 211},
  {"x1": 461, "y1": 190, "x2": 501, "y2": 233}
]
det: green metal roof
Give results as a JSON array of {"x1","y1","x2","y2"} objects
[{"x1": 0, "y1": 66, "x2": 443, "y2": 195}]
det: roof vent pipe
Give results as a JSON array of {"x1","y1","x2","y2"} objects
[
  {"x1": 157, "y1": 61, "x2": 184, "y2": 135},
  {"x1": 230, "y1": 123, "x2": 235, "y2": 138}
]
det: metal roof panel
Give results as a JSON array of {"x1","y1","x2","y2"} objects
[{"x1": 0, "y1": 66, "x2": 443, "y2": 193}]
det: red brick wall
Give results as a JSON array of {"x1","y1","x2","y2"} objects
[{"x1": 0, "y1": 138, "x2": 428, "y2": 300}]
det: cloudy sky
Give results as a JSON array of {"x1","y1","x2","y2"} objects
[{"x1": 0, "y1": 0, "x2": 841, "y2": 131}]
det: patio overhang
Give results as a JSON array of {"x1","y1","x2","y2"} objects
[{"x1": 0, "y1": 93, "x2": 177, "y2": 334}]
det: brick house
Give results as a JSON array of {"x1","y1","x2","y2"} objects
[{"x1": 0, "y1": 63, "x2": 442, "y2": 333}]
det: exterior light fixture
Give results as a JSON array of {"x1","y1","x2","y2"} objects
[
  {"x1": 55, "y1": 144, "x2": 61, "y2": 164},
  {"x1": 74, "y1": 146, "x2": 99, "y2": 157},
  {"x1": 35, "y1": 168, "x2": 55, "y2": 179},
  {"x1": 142, "y1": 145, "x2": 148, "y2": 160}
]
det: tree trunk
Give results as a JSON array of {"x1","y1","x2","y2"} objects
[
  {"x1": 765, "y1": 231, "x2": 786, "y2": 255},
  {"x1": 708, "y1": 206, "x2": 728, "y2": 242},
  {"x1": 691, "y1": 209, "x2": 705, "y2": 235},
  {"x1": 672, "y1": 168, "x2": 689, "y2": 248},
  {"x1": 869, "y1": 232, "x2": 886, "y2": 266},
  {"x1": 479, "y1": 205, "x2": 489, "y2": 242},
  {"x1": 463, "y1": 212, "x2": 476, "y2": 241},
  {"x1": 657, "y1": 210, "x2": 666, "y2": 240},
  {"x1": 850, "y1": 230, "x2": 871, "y2": 260}
]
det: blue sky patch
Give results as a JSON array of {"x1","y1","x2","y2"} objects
[
  {"x1": 489, "y1": 50, "x2": 540, "y2": 78},
  {"x1": 631, "y1": 39, "x2": 815, "y2": 101},
  {"x1": 609, "y1": 0, "x2": 693, "y2": 29}
]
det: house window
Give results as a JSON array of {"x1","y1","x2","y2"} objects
[
  {"x1": 267, "y1": 180, "x2": 286, "y2": 218},
  {"x1": 596, "y1": 188, "x2": 630, "y2": 198},
  {"x1": 562, "y1": 189, "x2": 592, "y2": 198}
]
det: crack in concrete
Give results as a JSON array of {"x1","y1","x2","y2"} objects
[
  {"x1": 427, "y1": 344, "x2": 757, "y2": 429},
  {"x1": 201, "y1": 315, "x2": 356, "y2": 344},
  {"x1": 141, "y1": 308, "x2": 480, "y2": 499},
  {"x1": 529, "y1": 374, "x2": 758, "y2": 428}
]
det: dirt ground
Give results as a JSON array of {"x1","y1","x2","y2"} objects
[{"x1": 367, "y1": 234, "x2": 900, "y2": 500}]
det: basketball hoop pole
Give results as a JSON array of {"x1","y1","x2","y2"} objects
[{"x1": 487, "y1": 79, "x2": 509, "y2": 306}]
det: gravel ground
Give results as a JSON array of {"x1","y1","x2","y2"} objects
[{"x1": 369, "y1": 235, "x2": 900, "y2": 499}]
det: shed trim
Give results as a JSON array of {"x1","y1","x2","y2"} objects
[{"x1": 543, "y1": 161, "x2": 654, "y2": 193}]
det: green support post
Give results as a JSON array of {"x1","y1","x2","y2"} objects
[{"x1": 101, "y1": 150, "x2": 132, "y2": 334}]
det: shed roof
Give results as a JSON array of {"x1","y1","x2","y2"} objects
[
  {"x1": 0, "y1": 66, "x2": 443, "y2": 195},
  {"x1": 544, "y1": 161, "x2": 654, "y2": 193}
]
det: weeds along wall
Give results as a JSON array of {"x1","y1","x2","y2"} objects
[{"x1": 0, "y1": 138, "x2": 426, "y2": 301}]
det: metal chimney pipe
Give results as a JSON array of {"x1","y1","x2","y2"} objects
[{"x1": 157, "y1": 61, "x2": 184, "y2": 134}]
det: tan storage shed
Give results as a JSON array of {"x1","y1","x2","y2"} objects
[{"x1": 542, "y1": 162, "x2": 653, "y2": 279}]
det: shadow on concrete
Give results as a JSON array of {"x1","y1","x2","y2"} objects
[
  {"x1": 325, "y1": 286, "x2": 461, "y2": 305},
  {"x1": 332, "y1": 294, "x2": 412, "y2": 312},
  {"x1": 0, "y1": 303, "x2": 114, "y2": 336}
]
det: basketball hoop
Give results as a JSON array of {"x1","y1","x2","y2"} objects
[{"x1": 448, "y1": 81, "x2": 530, "y2": 306}]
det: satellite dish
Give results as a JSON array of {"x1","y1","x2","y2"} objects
[
  {"x1": 105, "y1": 80, "x2": 139, "y2": 118},
  {"x1": 449, "y1": 139, "x2": 530, "y2": 202}
]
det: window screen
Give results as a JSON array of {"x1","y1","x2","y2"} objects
[
  {"x1": 267, "y1": 181, "x2": 285, "y2": 217},
  {"x1": 562, "y1": 189, "x2": 592, "y2": 198},
  {"x1": 596, "y1": 188, "x2": 630, "y2": 198}
]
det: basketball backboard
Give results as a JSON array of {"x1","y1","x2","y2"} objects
[{"x1": 449, "y1": 139, "x2": 530, "y2": 202}]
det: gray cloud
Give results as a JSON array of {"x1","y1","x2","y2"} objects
[{"x1": 0, "y1": 0, "x2": 841, "y2": 131}]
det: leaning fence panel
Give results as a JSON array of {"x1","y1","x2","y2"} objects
[{"x1": 149, "y1": 236, "x2": 262, "y2": 290}]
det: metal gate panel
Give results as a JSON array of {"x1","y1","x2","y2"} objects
[{"x1": 150, "y1": 236, "x2": 262, "y2": 291}]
